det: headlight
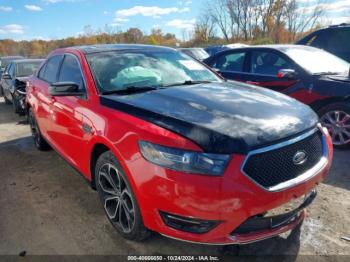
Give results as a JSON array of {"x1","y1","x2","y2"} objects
[{"x1": 139, "y1": 141, "x2": 230, "y2": 176}]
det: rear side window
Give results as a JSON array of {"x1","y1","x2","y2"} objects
[
  {"x1": 306, "y1": 31, "x2": 327, "y2": 49},
  {"x1": 327, "y1": 29, "x2": 350, "y2": 53},
  {"x1": 250, "y1": 51, "x2": 294, "y2": 76},
  {"x1": 213, "y1": 52, "x2": 245, "y2": 72},
  {"x1": 40, "y1": 55, "x2": 63, "y2": 83},
  {"x1": 58, "y1": 55, "x2": 85, "y2": 90}
]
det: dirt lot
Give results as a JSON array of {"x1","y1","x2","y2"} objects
[{"x1": 0, "y1": 97, "x2": 349, "y2": 259}]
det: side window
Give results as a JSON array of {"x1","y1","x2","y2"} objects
[
  {"x1": 327, "y1": 29, "x2": 350, "y2": 53},
  {"x1": 58, "y1": 55, "x2": 85, "y2": 90},
  {"x1": 213, "y1": 52, "x2": 245, "y2": 72},
  {"x1": 42, "y1": 55, "x2": 63, "y2": 83},
  {"x1": 250, "y1": 51, "x2": 294, "y2": 76}
]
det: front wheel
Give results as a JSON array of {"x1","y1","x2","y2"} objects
[
  {"x1": 318, "y1": 102, "x2": 350, "y2": 149},
  {"x1": 95, "y1": 151, "x2": 151, "y2": 241}
]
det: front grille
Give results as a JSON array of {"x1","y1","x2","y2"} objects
[{"x1": 242, "y1": 130, "x2": 324, "y2": 189}]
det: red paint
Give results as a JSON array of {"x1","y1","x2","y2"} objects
[
  {"x1": 26, "y1": 48, "x2": 333, "y2": 244},
  {"x1": 289, "y1": 88, "x2": 329, "y2": 105}
]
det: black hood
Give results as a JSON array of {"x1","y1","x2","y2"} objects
[{"x1": 101, "y1": 82, "x2": 318, "y2": 154}]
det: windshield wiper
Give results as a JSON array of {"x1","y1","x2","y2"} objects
[
  {"x1": 162, "y1": 80, "x2": 212, "y2": 87},
  {"x1": 101, "y1": 86, "x2": 161, "y2": 95}
]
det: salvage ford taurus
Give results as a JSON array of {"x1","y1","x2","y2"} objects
[{"x1": 26, "y1": 44, "x2": 333, "y2": 244}]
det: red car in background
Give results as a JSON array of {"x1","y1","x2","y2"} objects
[{"x1": 26, "y1": 44, "x2": 332, "y2": 245}]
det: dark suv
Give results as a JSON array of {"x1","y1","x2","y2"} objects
[{"x1": 296, "y1": 23, "x2": 350, "y2": 62}]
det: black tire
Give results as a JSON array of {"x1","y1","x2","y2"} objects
[
  {"x1": 12, "y1": 95, "x2": 20, "y2": 114},
  {"x1": 4, "y1": 93, "x2": 11, "y2": 104},
  {"x1": 95, "y1": 151, "x2": 151, "y2": 241},
  {"x1": 28, "y1": 108, "x2": 50, "y2": 150},
  {"x1": 12, "y1": 96, "x2": 25, "y2": 116},
  {"x1": 318, "y1": 102, "x2": 350, "y2": 149}
]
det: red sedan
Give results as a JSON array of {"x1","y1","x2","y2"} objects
[{"x1": 26, "y1": 44, "x2": 333, "y2": 244}]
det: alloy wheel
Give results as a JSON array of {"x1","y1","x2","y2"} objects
[
  {"x1": 320, "y1": 110, "x2": 350, "y2": 146},
  {"x1": 98, "y1": 163, "x2": 135, "y2": 233}
]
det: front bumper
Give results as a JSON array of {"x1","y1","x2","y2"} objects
[{"x1": 127, "y1": 125, "x2": 333, "y2": 245}]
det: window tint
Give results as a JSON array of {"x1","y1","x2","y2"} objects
[
  {"x1": 328, "y1": 29, "x2": 350, "y2": 53},
  {"x1": 250, "y1": 51, "x2": 294, "y2": 76},
  {"x1": 59, "y1": 55, "x2": 85, "y2": 90},
  {"x1": 213, "y1": 52, "x2": 245, "y2": 72},
  {"x1": 42, "y1": 55, "x2": 62, "y2": 83}
]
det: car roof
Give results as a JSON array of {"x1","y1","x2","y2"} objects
[
  {"x1": 179, "y1": 48, "x2": 204, "y2": 50},
  {"x1": 0, "y1": 56, "x2": 24, "y2": 60},
  {"x1": 11, "y1": 59, "x2": 44, "y2": 64},
  {"x1": 215, "y1": 44, "x2": 321, "y2": 54},
  {"x1": 69, "y1": 44, "x2": 176, "y2": 54}
]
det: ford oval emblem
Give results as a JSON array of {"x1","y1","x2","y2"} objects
[{"x1": 293, "y1": 151, "x2": 307, "y2": 165}]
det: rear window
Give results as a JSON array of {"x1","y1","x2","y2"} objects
[{"x1": 328, "y1": 29, "x2": 350, "y2": 53}]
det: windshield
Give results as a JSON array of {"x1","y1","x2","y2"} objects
[
  {"x1": 188, "y1": 49, "x2": 209, "y2": 60},
  {"x1": 16, "y1": 61, "x2": 42, "y2": 77},
  {"x1": 86, "y1": 50, "x2": 220, "y2": 93},
  {"x1": 285, "y1": 47, "x2": 349, "y2": 75}
]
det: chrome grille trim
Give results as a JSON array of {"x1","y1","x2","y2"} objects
[{"x1": 241, "y1": 124, "x2": 328, "y2": 192}]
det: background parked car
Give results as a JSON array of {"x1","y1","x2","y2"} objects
[
  {"x1": 0, "y1": 56, "x2": 24, "y2": 96},
  {"x1": 205, "y1": 43, "x2": 249, "y2": 56},
  {"x1": 178, "y1": 48, "x2": 209, "y2": 61},
  {"x1": 1, "y1": 59, "x2": 43, "y2": 115},
  {"x1": 296, "y1": 23, "x2": 350, "y2": 62},
  {"x1": 204, "y1": 45, "x2": 350, "y2": 148}
]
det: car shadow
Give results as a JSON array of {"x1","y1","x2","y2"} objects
[
  {"x1": 323, "y1": 149, "x2": 350, "y2": 191},
  {"x1": 0, "y1": 136, "x2": 303, "y2": 257},
  {"x1": 0, "y1": 98, "x2": 27, "y2": 125}
]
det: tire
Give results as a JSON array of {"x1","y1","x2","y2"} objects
[
  {"x1": 95, "y1": 151, "x2": 151, "y2": 241},
  {"x1": 28, "y1": 108, "x2": 50, "y2": 150},
  {"x1": 12, "y1": 95, "x2": 25, "y2": 116},
  {"x1": 4, "y1": 93, "x2": 11, "y2": 104},
  {"x1": 318, "y1": 102, "x2": 350, "y2": 149},
  {"x1": 12, "y1": 95, "x2": 20, "y2": 114}
]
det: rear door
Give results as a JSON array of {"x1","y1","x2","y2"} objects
[
  {"x1": 245, "y1": 50, "x2": 298, "y2": 92},
  {"x1": 2, "y1": 63, "x2": 15, "y2": 101},
  {"x1": 49, "y1": 53, "x2": 88, "y2": 168},
  {"x1": 211, "y1": 50, "x2": 248, "y2": 81}
]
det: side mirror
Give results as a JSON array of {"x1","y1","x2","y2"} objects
[
  {"x1": 2, "y1": 74, "x2": 11, "y2": 80},
  {"x1": 277, "y1": 69, "x2": 297, "y2": 79},
  {"x1": 49, "y1": 82, "x2": 85, "y2": 97}
]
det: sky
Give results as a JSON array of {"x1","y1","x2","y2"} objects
[{"x1": 0, "y1": 0, "x2": 349, "y2": 41}]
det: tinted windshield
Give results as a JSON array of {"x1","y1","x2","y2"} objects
[
  {"x1": 86, "y1": 50, "x2": 220, "y2": 93},
  {"x1": 285, "y1": 47, "x2": 349, "y2": 75},
  {"x1": 16, "y1": 61, "x2": 42, "y2": 77}
]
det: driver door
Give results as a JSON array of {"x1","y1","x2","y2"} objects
[{"x1": 246, "y1": 50, "x2": 298, "y2": 92}]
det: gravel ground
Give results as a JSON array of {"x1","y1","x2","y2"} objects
[{"x1": 0, "y1": 97, "x2": 349, "y2": 260}]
